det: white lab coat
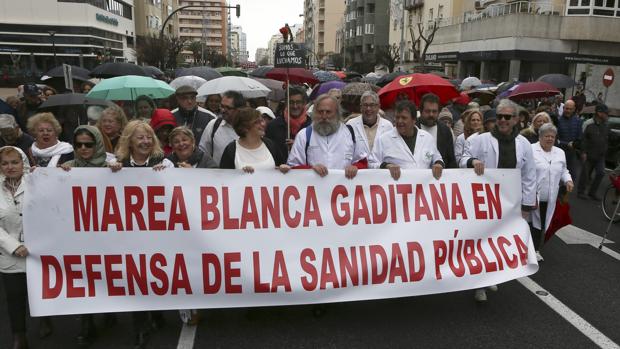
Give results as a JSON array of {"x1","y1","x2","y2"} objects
[
  {"x1": 460, "y1": 132, "x2": 537, "y2": 207},
  {"x1": 287, "y1": 123, "x2": 367, "y2": 169},
  {"x1": 370, "y1": 127, "x2": 443, "y2": 169},
  {"x1": 531, "y1": 142, "x2": 572, "y2": 230},
  {"x1": 346, "y1": 115, "x2": 394, "y2": 156},
  {"x1": 454, "y1": 132, "x2": 479, "y2": 165}
]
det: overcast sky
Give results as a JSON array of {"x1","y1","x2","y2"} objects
[{"x1": 230, "y1": 0, "x2": 304, "y2": 61}]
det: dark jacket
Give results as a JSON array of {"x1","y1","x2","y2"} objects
[
  {"x1": 17, "y1": 101, "x2": 40, "y2": 132},
  {"x1": 418, "y1": 121, "x2": 457, "y2": 168},
  {"x1": 172, "y1": 107, "x2": 214, "y2": 143},
  {"x1": 581, "y1": 118, "x2": 609, "y2": 160},
  {"x1": 167, "y1": 148, "x2": 218, "y2": 168},
  {"x1": 219, "y1": 137, "x2": 284, "y2": 169},
  {"x1": 265, "y1": 116, "x2": 312, "y2": 160},
  {"x1": 557, "y1": 114, "x2": 582, "y2": 148},
  {"x1": 0, "y1": 133, "x2": 34, "y2": 159}
]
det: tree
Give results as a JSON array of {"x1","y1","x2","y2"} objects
[
  {"x1": 375, "y1": 43, "x2": 400, "y2": 72},
  {"x1": 258, "y1": 56, "x2": 269, "y2": 66},
  {"x1": 187, "y1": 41, "x2": 203, "y2": 64},
  {"x1": 166, "y1": 36, "x2": 186, "y2": 70},
  {"x1": 134, "y1": 34, "x2": 186, "y2": 70},
  {"x1": 329, "y1": 53, "x2": 344, "y2": 70},
  {"x1": 409, "y1": 20, "x2": 439, "y2": 66},
  {"x1": 204, "y1": 49, "x2": 227, "y2": 67}
]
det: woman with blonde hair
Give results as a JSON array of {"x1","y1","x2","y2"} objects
[
  {"x1": 521, "y1": 111, "x2": 551, "y2": 144},
  {"x1": 27, "y1": 112, "x2": 73, "y2": 167},
  {"x1": 110, "y1": 120, "x2": 173, "y2": 170},
  {"x1": 96, "y1": 105, "x2": 128, "y2": 153},
  {"x1": 454, "y1": 109, "x2": 483, "y2": 164}
]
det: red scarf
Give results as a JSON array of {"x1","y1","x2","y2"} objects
[{"x1": 284, "y1": 107, "x2": 308, "y2": 138}]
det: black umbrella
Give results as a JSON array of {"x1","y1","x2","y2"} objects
[
  {"x1": 249, "y1": 65, "x2": 274, "y2": 78},
  {"x1": 376, "y1": 71, "x2": 408, "y2": 87},
  {"x1": 536, "y1": 74, "x2": 576, "y2": 89},
  {"x1": 143, "y1": 65, "x2": 165, "y2": 78},
  {"x1": 39, "y1": 93, "x2": 114, "y2": 109},
  {"x1": 41, "y1": 65, "x2": 90, "y2": 81},
  {"x1": 495, "y1": 80, "x2": 521, "y2": 95},
  {"x1": 91, "y1": 62, "x2": 148, "y2": 78},
  {"x1": 176, "y1": 66, "x2": 222, "y2": 81}
]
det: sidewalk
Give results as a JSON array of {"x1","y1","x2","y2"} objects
[{"x1": 0, "y1": 87, "x2": 17, "y2": 99}]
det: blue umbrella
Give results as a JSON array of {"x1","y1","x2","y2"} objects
[
  {"x1": 313, "y1": 70, "x2": 341, "y2": 83},
  {"x1": 309, "y1": 80, "x2": 346, "y2": 100}
]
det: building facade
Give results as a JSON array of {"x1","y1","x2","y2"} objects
[
  {"x1": 343, "y1": 0, "x2": 391, "y2": 72},
  {"x1": 134, "y1": 0, "x2": 162, "y2": 37},
  {"x1": 177, "y1": 0, "x2": 228, "y2": 62},
  {"x1": 423, "y1": 0, "x2": 620, "y2": 107},
  {"x1": 0, "y1": 0, "x2": 136, "y2": 76},
  {"x1": 255, "y1": 47, "x2": 268, "y2": 65},
  {"x1": 303, "y1": 0, "x2": 345, "y2": 68},
  {"x1": 231, "y1": 25, "x2": 248, "y2": 64}
]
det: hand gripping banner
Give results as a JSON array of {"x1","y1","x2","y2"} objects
[{"x1": 24, "y1": 168, "x2": 538, "y2": 316}]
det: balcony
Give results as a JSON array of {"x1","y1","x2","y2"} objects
[{"x1": 405, "y1": 0, "x2": 423, "y2": 10}]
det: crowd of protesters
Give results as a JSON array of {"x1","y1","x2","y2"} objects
[{"x1": 0, "y1": 79, "x2": 613, "y2": 349}]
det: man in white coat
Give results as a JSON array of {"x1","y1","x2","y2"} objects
[
  {"x1": 460, "y1": 98, "x2": 537, "y2": 302},
  {"x1": 371, "y1": 100, "x2": 444, "y2": 180},
  {"x1": 346, "y1": 91, "x2": 393, "y2": 156},
  {"x1": 287, "y1": 94, "x2": 368, "y2": 179}
]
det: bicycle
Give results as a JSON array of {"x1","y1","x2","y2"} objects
[{"x1": 601, "y1": 173, "x2": 620, "y2": 222}]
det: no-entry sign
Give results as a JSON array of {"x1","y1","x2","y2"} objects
[{"x1": 603, "y1": 68, "x2": 615, "y2": 87}]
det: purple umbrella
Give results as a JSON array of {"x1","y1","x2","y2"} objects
[{"x1": 309, "y1": 80, "x2": 346, "y2": 100}]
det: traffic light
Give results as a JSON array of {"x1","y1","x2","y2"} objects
[{"x1": 235, "y1": 4, "x2": 240, "y2": 17}]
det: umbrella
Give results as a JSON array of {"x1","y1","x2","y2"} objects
[
  {"x1": 250, "y1": 77, "x2": 286, "y2": 101},
  {"x1": 143, "y1": 66, "x2": 165, "y2": 78},
  {"x1": 249, "y1": 66, "x2": 274, "y2": 78},
  {"x1": 378, "y1": 73, "x2": 460, "y2": 108},
  {"x1": 332, "y1": 71, "x2": 347, "y2": 79},
  {"x1": 536, "y1": 74, "x2": 576, "y2": 89},
  {"x1": 90, "y1": 62, "x2": 148, "y2": 78},
  {"x1": 86, "y1": 75, "x2": 175, "y2": 100},
  {"x1": 39, "y1": 93, "x2": 114, "y2": 109},
  {"x1": 216, "y1": 67, "x2": 247, "y2": 77},
  {"x1": 495, "y1": 81, "x2": 521, "y2": 95},
  {"x1": 460, "y1": 76, "x2": 482, "y2": 90},
  {"x1": 266, "y1": 68, "x2": 319, "y2": 85},
  {"x1": 452, "y1": 92, "x2": 471, "y2": 106},
  {"x1": 197, "y1": 76, "x2": 270, "y2": 99},
  {"x1": 508, "y1": 81, "x2": 560, "y2": 100},
  {"x1": 341, "y1": 82, "x2": 380, "y2": 96},
  {"x1": 313, "y1": 70, "x2": 341, "y2": 82},
  {"x1": 309, "y1": 80, "x2": 346, "y2": 100},
  {"x1": 41, "y1": 65, "x2": 90, "y2": 81},
  {"x1": 344, "y1": 71, "x2": 363, "y2": 82},
  {"x1": 169, "y1": 75, "x2": 208, "y2": 90},
  {"x1": 376, "y1": 71, "x2": 407, "y2": 87},
  {"x1": 465, "y1": 89, "x2": 496, "y2": 105},
  {"x1": 176, "y1": 66, "x2": 222, "y2": 81}
]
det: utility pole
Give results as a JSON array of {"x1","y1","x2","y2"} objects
[
  {"x1": 399, "y1": 0, "x2": 405, "y2": 68},
  {"x1": 48, "y1": 31, "x2": 58, "y2": 66}
]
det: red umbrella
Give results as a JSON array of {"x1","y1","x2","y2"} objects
[
  {"x1": 508, "y1": 81, "x2": 559, "y2": 101},
  {"x1": 265, "y1": 68, "x2": 319, "y2": 85},
  {"x1": 452, "y1": 92, "x2": 471, "y2": 106},
  {"x1": 378, "y1": 73, "x2": 460, "y2": 108},
  {"x1": 333, "y1": 71, "x2": 347, "y2": 79}
]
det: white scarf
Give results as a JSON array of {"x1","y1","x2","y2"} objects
[{"x1": 31, "y1": 141, "x2": 73, "y2": 167}]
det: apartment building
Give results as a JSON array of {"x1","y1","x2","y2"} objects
[
  {"x1": 303, "y1": 0, "x2": 345, "y2": 68},
  {"x1": 343, "y1": 0, "x2": 390, "y2": 72},
  {"x1": 177, "y1": 0, "x2": 228, "y2": 62}
]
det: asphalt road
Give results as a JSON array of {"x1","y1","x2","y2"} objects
[{"x1": 1, "y1": 179, "x2": 620, "y2": 349}]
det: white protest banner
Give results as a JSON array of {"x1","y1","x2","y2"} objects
[{"x1": 25, "y1": 168, "x2": 538, "y2": 316}]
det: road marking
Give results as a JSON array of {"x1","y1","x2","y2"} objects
[
  {"x1": 176, "y1": 323, "x2": 197, "y2": 349},
  {"x1": 556, "y1": 225, "x2": 620, "y2": 261},
  {"x1": 518, "y1": 277, "x2": 620, "y2": 349}
]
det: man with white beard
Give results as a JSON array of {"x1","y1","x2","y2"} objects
[{"x1": 286, "y1": 94, "x2": 368, "y2": 178}]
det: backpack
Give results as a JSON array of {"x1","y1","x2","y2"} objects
[
  {"x1": 209, "y1": 118, "x2": 224, "y2": 155},
  {"x1": 304, "y1": 124, "x2": 356, "y2": 165}
]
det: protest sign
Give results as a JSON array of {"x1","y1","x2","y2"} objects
[
  {"x1": 274, "y1": 43, "x2": 306, "y2": 68},
  {"x1": 25, "y1": 168, "x2": 537, "y2": 316}
]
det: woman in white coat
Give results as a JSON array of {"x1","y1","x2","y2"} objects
[
  {"x1": 371, "y1": 100, "x2": 444, "y2": 180},
  {"x1": 531, "y1": 123, "x2": 574, "y2": 261},
  {"x1": 0, "y1": 146, "x2": 31, "y2": 349}
]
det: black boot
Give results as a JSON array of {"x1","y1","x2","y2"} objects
[
  {"x1": 38, "y1": 317, "x2": 53, "y2": 338},
  {"x1": 12, "y1": 332, "x2": 28, "y2": 349},
  {"x1": 76, "y1": 314, "x2": 97, "y2": 346}
]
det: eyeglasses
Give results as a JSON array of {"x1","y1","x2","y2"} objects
[
  {"x1": 74, "y1": 141, "x2": 95, "y2": 149},
  {"x1": 289, "y1": 100, "x2": 305, "y2": 106},
  {"x1": 220, "y1": 104, "x2": 234, "y2": 111},
  {"x1": 496, "y1": 113, "x2": 515, "y2": 121}
]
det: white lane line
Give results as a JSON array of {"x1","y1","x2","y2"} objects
[
  {"x1": 176, "y1": 323, "x2": 197, "y2": 349},
  {"x1": 600, "y1": 245, "x2": 620, "y2": 261},
  {"x1": 518, "y1": 277, "x2": 620, "y2": 349}
]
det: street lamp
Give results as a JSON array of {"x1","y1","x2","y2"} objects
[{"x1": 48, "y1": 31, "x2": 57, "y2": 66}]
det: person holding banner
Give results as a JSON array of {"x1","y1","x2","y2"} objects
[
  {"x1": 346, "y1": 91, "x2": 393, "y2": 157},
  {"x1": 27, "y1": 112, "x2": 74, "y2": 168},
  {"x1": 370, "y1": 100, "x2": 444, "y2": 180},
  {"x1": 286, "y1": 94, "x2": 367, "y2": 178},
  {"x1": 460, "y1": 99, "x2": 537, "y2": 302},
  {"x1": 0, "y1": 146, "x2": 32, "y2": 349},
  {"x1": 109, "y1": 120, "x2": 174, "y2": 171},
  {"x1": 220, "y1": 107, "x2": 286, "y2": 172},
  {"x1": 167, "y1": 126, "x2": 218, "y2": 168}
]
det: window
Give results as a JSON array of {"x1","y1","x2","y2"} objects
[
  {"x1": 356, "y1": 25, "x2": 362, "y2": 36},
  {"x1": 429, "y1": 8, "x2": 434, "y2": 21},
  {"x1": 364, "y1": 23, "x2": 374, "y2": 34},
  {"x1": 368, "y1": 4, "x2": 375, "y2": 13}
]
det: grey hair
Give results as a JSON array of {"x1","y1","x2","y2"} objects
[
  {"x1": 314, "y1": 94, "x2": 343, "y2": 118},
  {"x1": 538, "y1": 123, "x2": 557, "y2": 138},
  {"x1": 360, "y1": 90, "x2": 379, "y2": 105},
  {"x1": 496, "y1": 99, "x2": 520, "y2": 117},
  {"x1": 0, "y1": 114, "x2": 18, "y2": 128}
]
